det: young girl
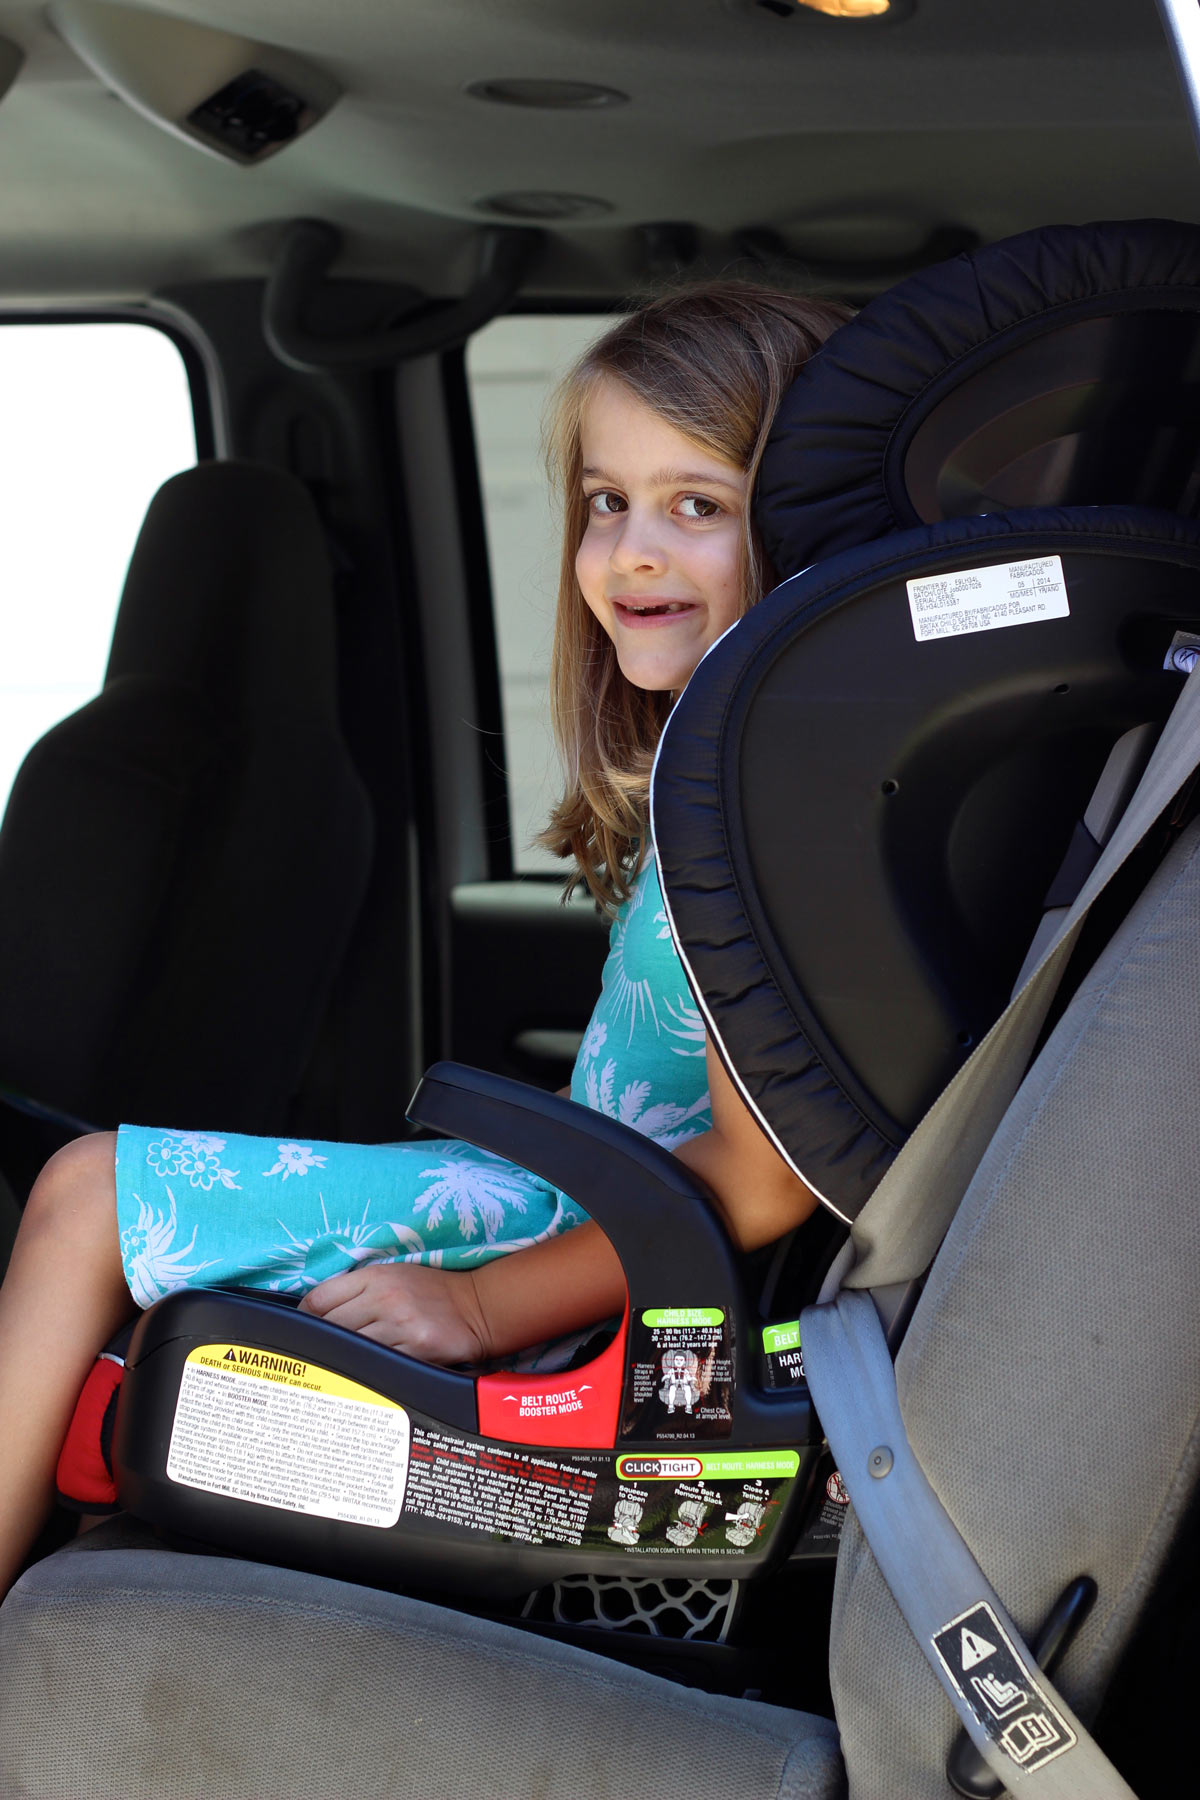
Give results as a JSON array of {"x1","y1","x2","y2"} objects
[{"x1": 0, "y1": 279, "x2": 850, "y2": 1594}]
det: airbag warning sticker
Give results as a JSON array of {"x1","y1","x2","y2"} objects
[
  {"x1": 932, "y1": 1600, "x2": 1076, "y2": 1775},
  {"x1": 907, "y1": 556, "x2": 1069, "y2": 642},
  {"x1": 167, "y1": 1343, "x2": 409, "y2": 1528}
]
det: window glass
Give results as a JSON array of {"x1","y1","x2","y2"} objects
[
  {"x1": 468, "y1": 314, "x2": 609, "y2": 873},
  {"x1": 0, "y1": 323, "x2": 197, "y2": 815}
]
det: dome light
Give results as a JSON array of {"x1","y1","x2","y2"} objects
[
  {"x1": 466, "y1": 79, "x2": 628, "y2": 109},
  {"x1": 793, "y1": 0, "x2": 892, "y2": 13}
]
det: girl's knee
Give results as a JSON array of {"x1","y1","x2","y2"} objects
[{"x1": 24, "y1": 1132, "x2": 118, "y2": 1239}]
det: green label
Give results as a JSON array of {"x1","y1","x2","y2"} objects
[
  {"x1": 640, "y1": 1307, "x2": 725, "y2": 1328},
  {"x1": 762, "y1": 1319, "x2": 802, "y2": 1354},
  {"x1": 617, "y1": 1450, "x2": 800, "y2": 1481}
]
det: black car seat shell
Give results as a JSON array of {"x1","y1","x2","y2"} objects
[
  {"x1": 4, "y1": 219, "x2": 1200, "y2": 1798},
  {"x1": 653, "y1": 503, "x2": 1200, "y2": 1221},
  {"x1": 0, "y1": 459, "x2": 374, "y2": 1137}
]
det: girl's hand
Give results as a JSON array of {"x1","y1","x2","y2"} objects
[{"x1": 297, "y1": 1262, "x2": 490, "y2": 1366}]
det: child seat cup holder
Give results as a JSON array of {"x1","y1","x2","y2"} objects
[{"x1": 110, "y1": 1063, "x2": 817, "y2": 1597}]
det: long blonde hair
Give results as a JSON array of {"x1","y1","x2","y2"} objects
[{"x1": 539, "y1": 280, "x2": 851, "y2": 910}]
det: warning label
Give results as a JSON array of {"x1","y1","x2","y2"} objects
[
  {"x1": 404, "y1": 1427, "x2": 598, "y2": 1546},
  {"x1": 906, "y1": 555, "x2": 1069, "y2": 643},
  {"x1": 167, "y1": 1344, "x2": 409, "y2": 1528},
  {"x1": 790, "y1": 1456, "x2": 850, "y2": 1560},
  {"x1": 932, "y1": 1601, "x2": 1077, "y2": 1776}
]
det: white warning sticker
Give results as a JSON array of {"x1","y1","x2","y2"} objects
[
  {"x1": 932, "y1": 1601, "x2": 1077, "y2": 1776},
  {"x1": 166, "y1": 1343, "x2": 409, "y2": 1528},
  {"x1": 906, "y1": 555, "x2": 1069, "y2": 643}
]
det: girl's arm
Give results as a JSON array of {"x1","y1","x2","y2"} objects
[
  {"x1": 673, "y1": 1036, "x2": 821, "y2": 1251},
  {"x1": 299, "y1": 1039, "x2": 818, "y2": 1363},
  {"x1": 298, "y1": 1220, "x2": 626, "y2": 1365}
]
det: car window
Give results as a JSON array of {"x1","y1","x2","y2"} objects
[
  {"x1": 467, "y1": 313, "x2": 610, "y2": 873},
  {"x1": 0, "y1": 322, "x2": 197, "y2": 815}
]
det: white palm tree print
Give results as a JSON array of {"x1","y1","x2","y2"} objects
[
  {"x1": 120, "y1": 1187, "x2": 218, "y2": 1308},
  {"x1": 259, "y1": 1197, "x2": 427, "y2": 1292},
  {"x1": 584, "y1": 1062, "x2": 711, "y2": 1148},
  {"x1": 603, "y1": 873, "x2": 661, "y2": 1046},
  {"x1": 413, "y1": 1145, "x2": 533, "y2": 1243},
  {"x1": 663, "y1": 994, "x2": 706, "y2": 1057}
]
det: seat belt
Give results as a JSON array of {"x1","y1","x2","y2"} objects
[
  {"x1": 801, "y1": 661, "x2": 1200, "y2": 1798},
  {"x1": 804, "y1": 1294, "x2": 1134, "y2": 1798}
]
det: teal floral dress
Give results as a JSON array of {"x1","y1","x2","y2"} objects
[{"x1": 115, "y1": 857, "x2": 712, "y2": 1310}]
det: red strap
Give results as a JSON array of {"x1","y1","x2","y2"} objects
[{"x1": 56, "y1": 1356, "x2": 123, "y2": 1510}]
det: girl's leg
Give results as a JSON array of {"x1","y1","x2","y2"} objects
[{"x1": 0, "y1": 1132, "x2": 131, "y2": 1596}]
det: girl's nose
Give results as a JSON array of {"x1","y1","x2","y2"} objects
[{"x1": 609, "y1": 509, "x2": 666, "y2": 573}]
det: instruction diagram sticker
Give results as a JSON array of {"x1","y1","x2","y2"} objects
[
  {"x1": 588, "y1": 1449, "x2": 799, "y2": 1557},
  {"x1": 167, "y1": 1343, "x2": 409, "y2": 1528},
  {"x1": 619, "y1": 1307, "x2": 734, "y2": 1441},
  {"x1": 931, "y1": 1601, "x2": 1077, "y2": 1776},
  {"x1": 907, "y1": 556, "x2": 1069, "y2": 643}
]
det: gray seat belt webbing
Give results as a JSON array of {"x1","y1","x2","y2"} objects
[
  {"x1": 845, "y1": 660, "x2": 1200, "y2": 1292},
  {"x1": 802, "y1": 1293, "x2": 1138, "y2": 1799},
  {"x1": 798, "y1": 667, "x2": 1200, "y2": 1797}
]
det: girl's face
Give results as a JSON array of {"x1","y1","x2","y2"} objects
[{"x1": 575, "y1": 377, "x2": 749, "y2": 693}]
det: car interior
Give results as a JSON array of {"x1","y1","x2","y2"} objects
[{"x1": 0, "y1": 3, "x2": 1199, "y2": 1798}]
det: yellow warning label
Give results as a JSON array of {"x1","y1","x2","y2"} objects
[
  {"x1": 187, "y1": 1343, "x2": 400, "y2": 1409},
  {"x1": 172, "y1": 1346, "x2": 409, "y2": 1527}
]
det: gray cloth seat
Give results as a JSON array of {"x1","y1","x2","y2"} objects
[
  {"x1": 825, "y1": 816, "x2": 1200, "y2": 1799},
  {"x1": 0, "y1": 1525, "x2": 844, "y2": 1800}
]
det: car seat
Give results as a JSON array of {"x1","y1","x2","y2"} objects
[
  {"x1": 3, "y1": 219, "x2": 1200, "y2": 1800},
  {"x1": 0, "y1": 460, "x2": 374, "y2": 1187}
]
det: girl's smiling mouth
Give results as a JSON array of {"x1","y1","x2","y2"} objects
[{"x1": 612, "y1": 598, "x2": 699, "y2": 625}]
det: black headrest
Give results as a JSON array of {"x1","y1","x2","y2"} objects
[
  {"x1": 757, "y1": 218, "x2": 1200, "y2": 578},
  {"x1": 105, "y1": 460, "x2": 338, "y2": 720},
  {"x1": 653, "y1": 506, "x2": 1200, "y2": 1221}
]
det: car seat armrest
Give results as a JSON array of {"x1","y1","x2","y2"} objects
[{"x1": 410, "y1": 1061, "x2": 749, "y2": 1335}]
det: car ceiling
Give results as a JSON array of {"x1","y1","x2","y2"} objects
[{"x1": 0, "y1": 0, "x2": 1196, "y2": 304}]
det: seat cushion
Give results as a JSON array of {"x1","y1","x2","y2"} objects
[{"x1": 0, "y1": 1531, "x2": 845, "y2": 1800}]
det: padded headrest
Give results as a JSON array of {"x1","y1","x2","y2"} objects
[
  {"x1": 652, "y1": 506, "x2": 1200, "y2": 1222},
  {"x1": 105, "y1": 460, "x2": 338, "y2": 720},
  {"x1": 757, "y1": 218, "x2": 1200, "y2": 577}
]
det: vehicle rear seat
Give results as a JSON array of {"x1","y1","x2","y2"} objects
[{"x1": 0, "y1": 459, "x2": 374, "y2": 1162}]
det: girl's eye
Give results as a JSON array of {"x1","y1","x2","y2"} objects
[
  {"x1": 585, "y1": 490, "x2": 626, "y2": 516},
  {"x1": 677, "y1": 494, "x2": 722, "y2": 520}
]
